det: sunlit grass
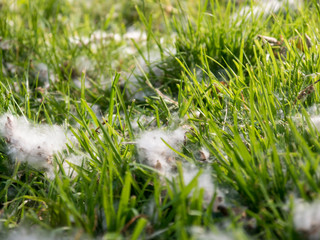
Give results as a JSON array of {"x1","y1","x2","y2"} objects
[{"x1": 1, "y1": 0, "x2": 320, "y2": 239}]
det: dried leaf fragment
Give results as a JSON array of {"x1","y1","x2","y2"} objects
[
  {"x1": 294, "y1": 79, "x2": 320, "y2": 105},
  {"x1": 257, "y1": 35, "x2": 281, "y2": 46},
  {"x1": 295, "y1": 33, "x2": 312, "y2": 52}
]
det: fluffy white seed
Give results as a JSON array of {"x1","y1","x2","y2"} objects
[
  {"x1": 0, "y1": 113, "x2": 68, "y2": 170},
  {"x1": 182, "y1": 166, "x2": 221, "y2": 205},
  {"x1": 293, "y1": 199, "x2": 320, "y2": 239},
  {"x1": 136, "y1": 128, "x2": 185, "y2": 175}
]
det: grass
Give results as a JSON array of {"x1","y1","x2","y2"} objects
[{"x1": 1, "y1": 0, "x2": 320, "y2": 239}]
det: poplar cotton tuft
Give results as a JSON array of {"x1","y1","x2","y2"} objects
[{"x1": 0, "y1": 113, "x2": 68, "y2": 170}]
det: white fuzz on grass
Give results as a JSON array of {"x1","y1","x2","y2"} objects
[
  {"x1": 131, "y1": 115, "x2": 157, "y2": 132},
  {"x1": 182, "y1": 165, "x2": 223, "y2": 211},
  {"x1": 5, "y1": 228, "x2": 52, "y2": 240},
  {"x1": 0, "y1": 113, "x2": 68, "y2": 171},
  {"x1": 183, "y1": 166, "x2": 215, "y2": 201},
  {"x1": 136, "y1": 128, "x2": 186, "y2": 175},
  {"x1": 69, "y1": 29, "x2": 148, "y2": 49},
  {"x1": 234, "y1": 0, "x2": 302, "y2": 21},
  {"x1": 310, "y1": 115, "x2": 320, "y2": 132},
  {"x1": 126, "y1": 50, "x2": 162, "y2": 101},
  {"x1": 74, "y1": 56, "x2": 94, "y2": 74},
  {"x1": 190, "y1": 227, "x2": 242, "y2": 240},
  {"x1": 60, "y1": 154, "x2": 86, "y2": 177},
  {"x1": 292, "y1": 105, "x2": 320, "y2": 132},
  {"x1": 124, "y1": 28, "x2": 147, "y2": 42},
  {"x1": 33, "y1": 63, "x2": 55, "y2": 88},
  {"x1": 126, "y1": 47, "x2": 175, "y2": 101},
  {"x1": 293, "y1": 199, "x2": 320, "y2": 239},
  {"x1": 4, "y1": 227, "x2": 90, "y2": 240}
]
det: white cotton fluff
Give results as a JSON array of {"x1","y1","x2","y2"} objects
[
  {"x1": 234, "y1": 0, "x2": 302, "y2": 21},
  {"x1": 60, "y1": 154, "x2": 86, "y2": 177},
  {"x1": 131, "y1": 115, "x2": 157, "y2": 132},
  {"x1": 126, "y1": 47, "x2": 175, "y2": 101},
  {"x1": 190, "y1": 227, "x2": 239, "y2": 240},
  {"x1": 310, "y1": 115, "x2": 320, "y2": 131},
  {"x1": 33, "y1": 63, "x2": 55, "y2": 88},
  {"x1": 124, "y1": 28, "x2": 147, "y2": 42},
  {"x1": 293, "y1": 199, "x2": 320, "y2": 239},
  {"x1": 136, "y1": 128, "x2": 186, "y2": 175},
  {"x1": 0, "y1": 113, "x2": 68, "y2": 170},
  {"x1": 4, "y1": 227, "x2": 90, "y2": 240},
  {"x1": 292, "y1": 105, "x2": 320, "y2": 132},
  {"x1": 5, "y1": 228, "x2": 52, "y2": 240},
  {"x1": 182, "y1": 166, "x2": 223, "y2": 209}
]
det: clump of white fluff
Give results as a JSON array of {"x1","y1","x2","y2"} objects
[
  {"x1": 136, "y1": 128, "x2": 186, "y2": 175},
  {"x1": 5, "y1": 228, "x2": 52, "y2": 240},
  {"x1": 292, "y1": 105, "x2": 320, "y2": 132},
  {"x1": 234, "y1": 0, "x2": 302, "y2": 21},
  {"x1": 293, "y1": 199, "x2": 320, "y2": 239},
  {"x1": 182, "y1": 165, "x2": 223, "y2": 211},
  {"x1": 183, "y1": 166, "x2": 215, "y2": 201},
  {"x1": 0, "y1": 113, "x2": 68, "y2": 170},
  {"x1": 190, "y1": 227, "x2": 248, "y2": 240},
  {"x1": 310, "y1": 116, "x2": 320, "y2": 131},
  {"x1": 4, "y1": 226, "x2": 90, "y2": 240}
]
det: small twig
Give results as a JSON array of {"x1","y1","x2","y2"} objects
[
  {"x1": 73, "y1": 229, "x2": 84, "y2": 240},
  {"x1": 222, "y1": 100, "x2": 228, "y2": 131},
  {"x1": 154, "y1": 87, "x2": 179, "y2": 106},
  {"x1": 94, "y1": 120, "x2": 107, "y2": 134},
  {"x1": 88, "y1": 119, "x2": 107, "y2": 139},
  {"x1": 143, "y1": 72, "x2": 178, "y2": 106},
  {"x1": 257, "y1": 35, "x2": 281, "y2": 46},
  {"x1": 120, "y1": 214, "x2": 148, "y2": 233},
  {"x1": 145, "y1": 79, "x2": 178, "y2": 105}
]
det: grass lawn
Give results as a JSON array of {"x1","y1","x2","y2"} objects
[{"x1": 1, "y1": 0, "x2": 320, "y2": 239}]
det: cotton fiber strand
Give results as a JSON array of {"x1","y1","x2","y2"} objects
[
  {"x1": 136, "y1": 128, "x2": 185, "y2": 175},
  {"x1": 0, "y1": 114, "x2": 68, "y2": 170}
]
